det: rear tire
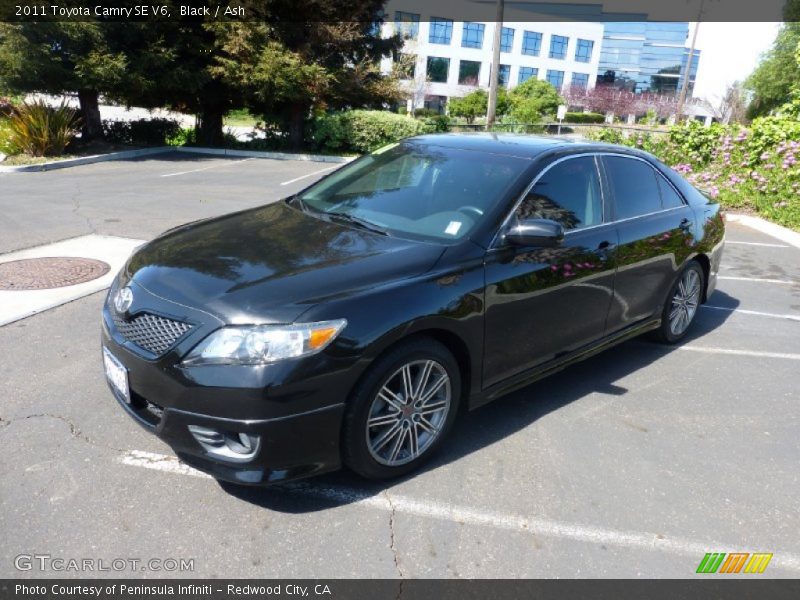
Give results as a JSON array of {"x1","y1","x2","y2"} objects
[
  {"x1": 653, "y1": 261, "x2": 705, "y2": 344},
  {"x1": 342, "y1": 337, "x2": 461, "y2": 481}
]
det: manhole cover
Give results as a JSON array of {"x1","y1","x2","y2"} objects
[{"x1": 0, "y1": 257, "x2": 111, "y2": 290}]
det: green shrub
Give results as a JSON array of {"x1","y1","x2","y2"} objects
[
  {"x1": 102, "y1": 118, "x2": 182, "y2": 146},
  {"x1": 563, "y1": 112, "x2": 605, "y2": 124},
  {"x1": 0, "y1": 118, "x2": 17, "y2": 155},
  {"x1": 312, "y1": 110, "x2": 435, "y2": 154},
  {"x1": 7, "y1": 100, "x2": 80, "y2": 157},
  {"x1": 411, "y1": 107, "x2": 441, "y2": 118},
  {"x1": 0, "y1": 96, "x2": 14, "y2": 118}
]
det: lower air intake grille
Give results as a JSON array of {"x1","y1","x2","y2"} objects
[{"x1": 112, "y1": 312, "x2": 192, "y2": 356}]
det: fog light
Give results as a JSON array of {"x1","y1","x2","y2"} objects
[{"x1": 188, "y1": 425, "x2": 260, "y2": 463}]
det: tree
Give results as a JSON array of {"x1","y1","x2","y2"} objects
[
  {"x1": 508, "y1": 79, "x2": 562, "y2": 123},
  {"x1": 449, "y1": 88, "x2": 509, "y2": 123},
  {"x1": 0, "y1": 22, "x2": 125, "y2": 141},
  {"x1": 719, "y1": 82, "x2": 748, "y2": 124},
  {"x1": 746, "y1": 21, "x2": 800, "y2": 117}
]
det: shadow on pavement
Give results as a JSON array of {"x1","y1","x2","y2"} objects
[{"x1": 219, "y1": 290, "x2": 739, "y2": 512}]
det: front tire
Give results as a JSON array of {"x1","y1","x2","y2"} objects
[
  {"x1": 653, "y1": 261, "x2": 705, "y2": 343},
  {"x1": 342, "y1": 337, "x2": 461, "y2": 481}
]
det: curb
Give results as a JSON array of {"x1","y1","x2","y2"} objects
[
  {"x1": 726, "y1": 213, "x2": 800, "y2": 249},
  {"x1": 0, "y1": 146, "x2": 173, "y2": 173},
  {"x1": 175, "y1": 146, "x2": 352, "y2": 163},
  {"x1": 0, "y1": 146, "x2": 352, "y2": 173}
]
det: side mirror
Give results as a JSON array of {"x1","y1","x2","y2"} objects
[{"x1": 505, "y1": 218, "x2": 565, "y2": 248}]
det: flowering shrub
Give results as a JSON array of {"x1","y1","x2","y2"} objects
[{"x1": 588, "y1": 116, "x2": 800, "y2": 230}]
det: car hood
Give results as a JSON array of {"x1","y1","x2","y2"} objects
[{"x1": 125, "y1": 201, "x2": 445, "y2": 322}]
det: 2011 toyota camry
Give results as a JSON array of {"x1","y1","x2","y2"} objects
[{"x1": 101, "y1": 134, "x2": 725, "y2": 485}]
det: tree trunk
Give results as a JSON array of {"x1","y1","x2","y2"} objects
[
  {"x1": 288, "y1": 103, "x2": 306, "y2": 151},
  {"x1": 197, "y1": 105, "x2": 225, "y2": 147},
  {"x1": 77, "y1": 89, "x2": 103, "y2": 142}
]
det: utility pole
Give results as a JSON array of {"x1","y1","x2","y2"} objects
[
  {"x1": 486, "y1": 0, "x2": 505, "y2": 128},
  {"x1": 676, "y1": 1, "x2": 704, "y2": 121}
]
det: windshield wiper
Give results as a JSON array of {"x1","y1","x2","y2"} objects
[{"x1": 325, "y1": 212, "x2": 389, "y2": 236}]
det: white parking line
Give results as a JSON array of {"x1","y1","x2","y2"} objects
[
  {"x1": 118, "y1": 450, "x2": 800, "y2": 572},
  {"x1": 280, "y1": 165, "x2": 339, "y2": 186},
  {"x1": 679, "y1": 345, "x2": 800, "y2": 360},
  {"x1": 161, "y1": 157, "x2": 255, "y2": 177},
  {"x1": 718, "y1": 275, "x2": 798, "y2": 286},
  {"x1": 702, "y1": 305, "x2": 800, "y2": 322},
  {"x1": 725, "y1": 240, "x2": 789, "y2": 248}
]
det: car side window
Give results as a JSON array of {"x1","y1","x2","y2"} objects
[
  {"x1": 603, "y1": 156, "x2": 662, "y2": 220},
  {"x1": 656, "y1": 173, "x2": 686, "y2": 209},
  {"x1": 514, "y1": 156, "x2": 602, "y2": 230}
]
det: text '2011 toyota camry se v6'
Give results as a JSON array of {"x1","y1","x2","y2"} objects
[{"x1": 102, "y1": 134, "x2": 724, "y2": 485}]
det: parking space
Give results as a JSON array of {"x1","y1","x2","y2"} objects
[{"x1": 0, "y1": 157, "x2": 798, "y2": 578}]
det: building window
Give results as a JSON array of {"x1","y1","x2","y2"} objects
[
  {"x1": 461, "y1": 22, "x2": 485, "y2": 49},
  {"x1": 571, "y1": 73, "x2": 589, "y2": 88},
  {"x1": 396, "y1": 54, "x2": 417, "y2": 80},
  {"x1": 546, "y1": 69, "x2": 565, "y2": 89},
  {"x1": 458, "y1": 60, "x2": 481, "y2": 85},
  {"x1": 522, "y1": 31, "x2": 542, "y2": 56},
  {"x1": 394, "y1": 11, "x2": 420, "y2": 40},
  {"x1": 518, "y1": 66, "x2": 538, "y2": 84},
  {"x1": 501, "y1": 27, "x2": 514, "y2": 53},
  {"x1": 427, "y1": 56, "x2": 450, "y2": 83},
  {"x1": 497, "y1": 64, "x2": 511, "y2": 87},
  {"x1": 429, "y1": 17, "x2": 453, "y2": 45},
  {"x1": 549, "y1": 35, "x2": 568, "y2": 59},
  {"x1": 575, "y1": 39, "x2": 593, "y2": 63}
]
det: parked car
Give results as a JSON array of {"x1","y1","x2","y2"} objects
[{"x1": 101, "y1": 134, "x2": 725, "y2": 485}]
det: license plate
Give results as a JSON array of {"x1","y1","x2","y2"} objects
[{"x1": 103, "y1": 347, "x2": 130, "y2": 403}]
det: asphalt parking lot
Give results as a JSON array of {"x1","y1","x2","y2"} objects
[{"x1": 0, "y1": 153, "x2": 798, "y2": 578}]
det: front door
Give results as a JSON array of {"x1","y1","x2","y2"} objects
[{"x1": 483, "y1": 155, "x2": 618, "y2": 388}]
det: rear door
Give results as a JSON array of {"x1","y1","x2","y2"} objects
[
  {"x1": 483, "y1": 155, "x2": 618, "y2": 388},
  {"x1": 600, "y1": 154, "x2": 695, "y2": 332}
]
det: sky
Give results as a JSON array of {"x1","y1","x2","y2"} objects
[{"x1": 690, "y1": 22, "x2": 782, "y2": 106}]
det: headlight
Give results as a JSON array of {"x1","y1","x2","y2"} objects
[{"x1": 182, "y1": 319, "x2": 347, "y2": 366}]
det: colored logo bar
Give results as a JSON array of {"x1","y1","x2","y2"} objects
[{"x1": 697, "y1": 553, "x2": 773, "y2": 574}]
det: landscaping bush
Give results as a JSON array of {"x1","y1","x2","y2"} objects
[
  {"x1": 312, "y1": 110, "x2": 435, "y2": 154},
  {"x1": 102, "y1": 118, "x2": 183, "y2": 146},
  {"x1": 563, "y1": 111, "x2": 605, "y2": 124},
  {"x1": 0, "y1": 118, "x2": 17, "y2": 155},
  {"x1": 6, "y1": 100, "x2": 80, "y2": 156},
  {"x1": 587, "y1": 116, "x2": 800, "y2": 229}
]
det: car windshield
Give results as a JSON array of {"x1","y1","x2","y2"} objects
[{"x1": 297, "y1": 142, "x2": 529, "y2": 242}]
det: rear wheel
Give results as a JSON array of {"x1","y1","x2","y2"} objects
[
  {"x1": 653, "y1": 261, "x2": 705, "y2": 343},
  {"x1": 342, "y1": 338, "x2": 460, "y2": 480}
]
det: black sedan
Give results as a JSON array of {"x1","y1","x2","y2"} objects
[{"x1": 101, "y1": 134, "x2": 725, "y2": 485}]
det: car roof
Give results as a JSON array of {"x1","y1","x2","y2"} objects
[{"x1": 407, "y1": 133, "x2": 649, "y2": 161}]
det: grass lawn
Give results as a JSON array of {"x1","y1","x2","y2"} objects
[{"x1": 224, "y1": 109, "x2": 259, "y2": 128}]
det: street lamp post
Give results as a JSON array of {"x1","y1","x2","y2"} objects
[
  {"x1": 486, "y1": 0, "x2": 505, "y2": 128},
  {"x1": 676, "y1": 1, "x2": 704, "y2": 122}
]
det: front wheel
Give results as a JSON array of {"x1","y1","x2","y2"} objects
[
  {"x1": 653, "y1": 261, "x2": 705, "y2": 343},
  {"x1": 342, "y1": 338, "x2": 461, "y2": 480}
]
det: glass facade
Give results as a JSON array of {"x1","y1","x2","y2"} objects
[
  {"x1": 394, "y1": 11, "x2": 419, "y2": 40},
  {"x1": 575, "y1": 39, "x2": 593, "y2": 63},
  {"x1": 522, "y1": 31, "x2": 542, "y2": 56},
  {"x1": 501, "y1": 27, "x2": 514, "y2": 53},
  {"x1": 597, "y1": 22, "x2": 701, "y2": 95},
  {"x1": 429, "y1": 17, "x2": 453, "y2": 45},
  {"x1": 549, "y1": 35, "x2": 569, "y2": 59},
  {"x1": 546, "y1": 70, "x2": 565, "y2": 89},
  {"x1": 571, "y1": 73, "x2": 590, "y2": 88},
  {"x1": 518, "y1": 67, "x2": 538, "y2": 84},
  {"x1": 461, "y1": 22, "x2": 485, "y2": 49}
]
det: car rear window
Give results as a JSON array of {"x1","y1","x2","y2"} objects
[{"x1": 603, "y1": 156, "x2": 662, "y2": 220}]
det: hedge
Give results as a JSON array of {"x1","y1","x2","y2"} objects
[
  {"x1": 312, "y1": 110, "x2": 438, "y2": 154},
  {"x1": 563, "y1": 112, "x2": 605, "y2": 124},
  {"x1": 102, "y1": 118, "x2": 183, "y2": 146}
]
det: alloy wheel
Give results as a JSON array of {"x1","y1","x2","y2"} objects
[
  {"x1": 669, "y1": 268, "x2": 702, "y2": 336},
  {"x1": 365, "y1": 359, "x2": 452, "y2": 467}
]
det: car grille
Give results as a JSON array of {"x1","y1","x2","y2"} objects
[{"x1": 112, "y1": 312, "x2": 192, "y2": 356}]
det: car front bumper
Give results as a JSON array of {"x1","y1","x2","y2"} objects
[{"x1": 100, "y1": 281, "x2": 352, "y2": 486}]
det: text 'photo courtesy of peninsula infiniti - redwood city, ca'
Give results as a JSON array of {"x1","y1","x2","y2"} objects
[{"x1": 101, "y1": 134, "x2": 725, "y2": 485}]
